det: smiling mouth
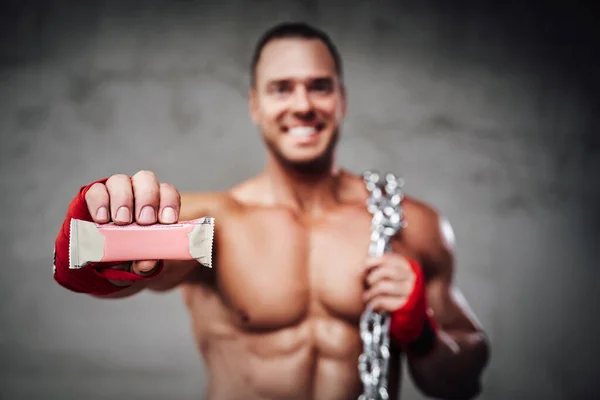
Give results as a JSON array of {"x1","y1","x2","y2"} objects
[{"x1": 284, "y1": 123, "x2": 325, "y2": 137}]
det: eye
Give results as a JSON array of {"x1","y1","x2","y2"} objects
[
  {"x1": 270, "y1": 81, "x2": 292, "y2": 94},
  {"x1": 309, "y1": 79, "x2": 333, "y2": 93}
]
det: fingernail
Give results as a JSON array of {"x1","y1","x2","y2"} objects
[
  {"x1": 134, "y1": 260, "x2": 160, "y2": 277},
  {"x1": 161, "y1": 207, "x2": 176, "y2": 223},
  {"x1": 139, "y1": 206, "x2": 155, "y2": 223},
  {"x1": 96, "y1": 207, "x2": 108, "y2": 221},
  {"x1": 116, "y1": 207, "x2": 130, "y2": 223}
]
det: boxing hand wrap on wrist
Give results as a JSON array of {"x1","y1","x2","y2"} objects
[
  {"x1": 53, "y1": 178, "x2": 163, "y2": 296},
  {"x1": 389, "y1": 259, "x2": 438, "y2": 357}
]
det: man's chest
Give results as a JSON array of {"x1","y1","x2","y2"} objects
[{"x1": 210, "y1": 205, "x2": 412, "y2": 329}]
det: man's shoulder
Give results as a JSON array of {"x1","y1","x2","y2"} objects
[
  {"x1": 178, "y1": 175, "x2": 265, "y2": 220},
  {"x1": 402, "y1": 196, "x2": 442, "y2": 229},
  {"x1": 401, "y1": 196, "x2": 456, "y2": 276}
]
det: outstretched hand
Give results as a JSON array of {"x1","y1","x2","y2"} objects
[{"x1": 84, "y1": 170, "x2": 181, "y2": 282}]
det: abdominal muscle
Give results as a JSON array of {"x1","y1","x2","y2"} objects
[{"x1": 185, "y1": 286, "x2": 367, "y2": 400}]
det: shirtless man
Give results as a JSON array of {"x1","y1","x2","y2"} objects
[{"x1": 53, "y1": 22, "x2": 490, "y2": 400}]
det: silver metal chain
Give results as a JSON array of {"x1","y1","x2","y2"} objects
[{"x1": 358, "y1": 170, "x2": 405, "y2": 400}]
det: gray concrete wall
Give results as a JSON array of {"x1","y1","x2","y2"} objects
[{"x1": 0, "y1": 1, "x2": 598, "y2": 399}]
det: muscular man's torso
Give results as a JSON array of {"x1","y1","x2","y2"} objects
[{"x1": 175, "y1": 173, "x2": 424, "y2": 400}]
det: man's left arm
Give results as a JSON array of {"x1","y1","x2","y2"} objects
[{"x1": 407, "y1": 215, "x2": 490, "y2": 399}]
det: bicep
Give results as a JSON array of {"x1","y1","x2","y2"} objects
[
  {"x1": 426, "y1": 278, "x2": 483, "y2": 334},
  {"x1": 421, "y1": 215, "x2": 483, "y2": 334}
]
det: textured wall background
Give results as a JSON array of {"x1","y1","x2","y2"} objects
[{"x1": 0, "y1": 1, "x2": 598, "y2": 399}]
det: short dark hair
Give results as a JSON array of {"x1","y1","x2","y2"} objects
[{"x1": 250, "y1": 22, "x2": 343, "y2": 88}]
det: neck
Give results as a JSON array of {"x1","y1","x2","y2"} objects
[{"x1": 264, "y1": 154, "x2": 342, "y2": 215}]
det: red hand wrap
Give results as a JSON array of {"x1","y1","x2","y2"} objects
[
  {"x1": 390, "y1": 259, "x2": 438, "y2": 355},
  {"x1": 53, "y1": 178, "x2": 164, "y2": 296}
]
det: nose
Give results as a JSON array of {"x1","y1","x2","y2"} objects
[{"x1": 291, "y1": 86, "x2": 312, "y2": 114}]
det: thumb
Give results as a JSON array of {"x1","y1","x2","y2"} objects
[{"x1": 132, "y1": 260, "x2": 160, "y2": 277}]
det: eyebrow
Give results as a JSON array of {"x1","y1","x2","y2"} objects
[{"x1": 265, "y1": 76, "x2": 335, "y2": 86}]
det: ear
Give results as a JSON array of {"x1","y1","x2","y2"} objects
[
  {"x1": 248, "y1": 88, "x2": 260, "y2": 125},
  {"x1": 338, "y1": 84, "x2": 348, "y2": 119}
]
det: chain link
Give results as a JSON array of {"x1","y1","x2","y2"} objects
[{"x1": 358, "y1": 170, "x2": 405, "y2": 400}]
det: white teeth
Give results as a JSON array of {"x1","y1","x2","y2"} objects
[{"x1": 288, "y1": 126, "x2": 316, "y2": 137}]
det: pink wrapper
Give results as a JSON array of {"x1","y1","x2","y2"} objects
[{"x1": 69, "y1": 217, "x2": 214, "y2": 269}]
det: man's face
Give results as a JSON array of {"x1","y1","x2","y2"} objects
[{"x1": 249, "y1": 38, "x2": 347, "y2": 172}]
